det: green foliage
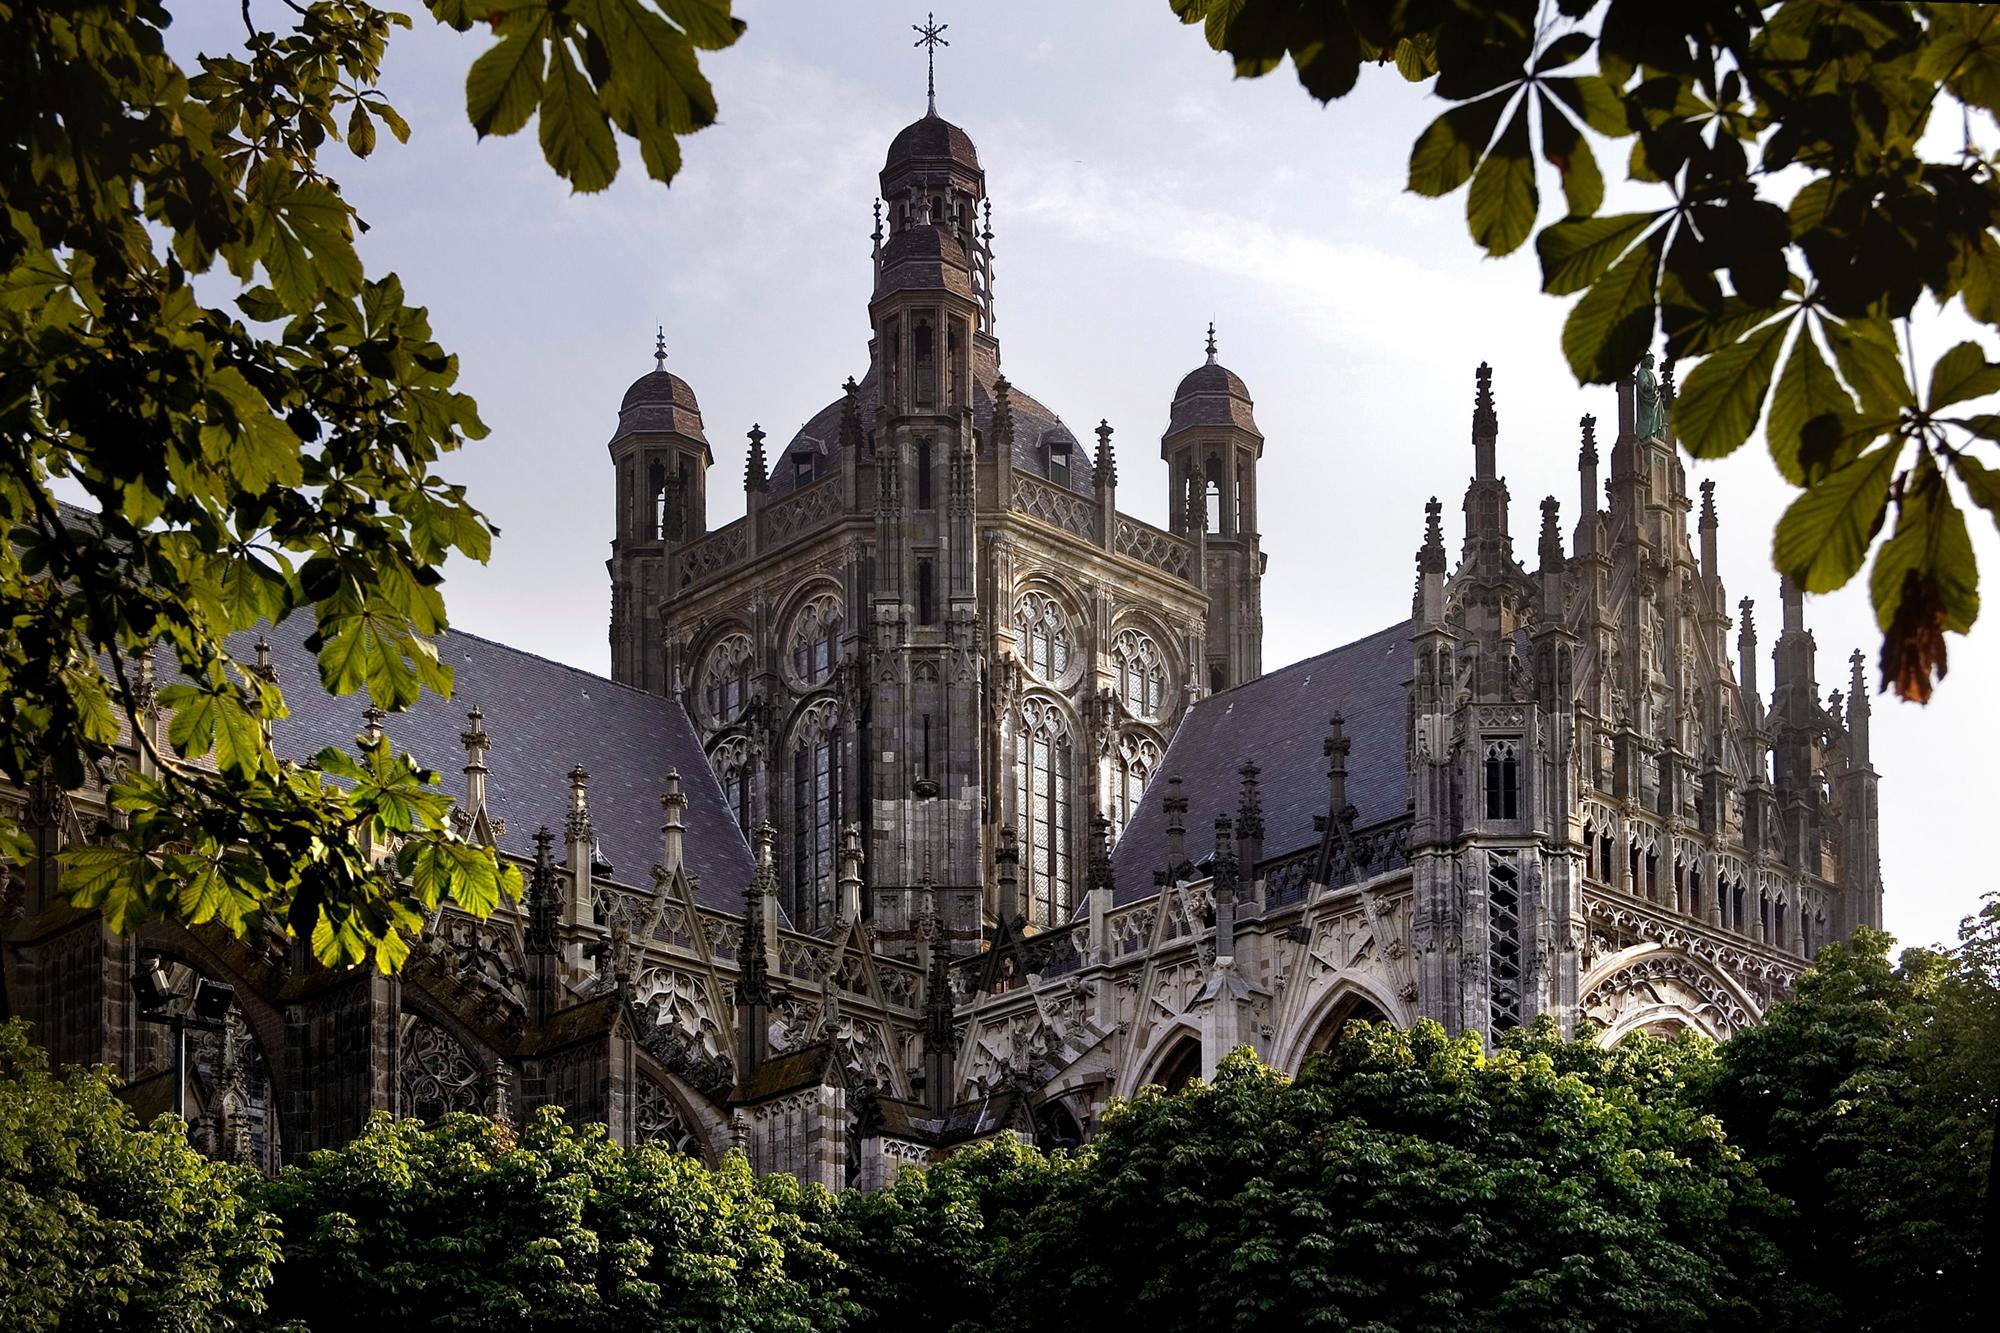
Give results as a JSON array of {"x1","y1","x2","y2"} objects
[
  {"x1": 1170, "y1": 0, "x2": 2000, "y2": 703},
  {"x1": 997, "y1": 1020, "x2": 1782, "y2": 1333},
  {"x1": 0, "y1": 1019, "x2": 279, "y2": 1330},
  {"x1": 0, "y1": 1, "x2": 737, "y2": 967},
  {"x1": 829, "y1": 1137, "x2": 1075, "y2": 1333},
  {"x1": 1704, "y1": 913, "x2": 1999, "y2": 1332},
  {"x1": 260, "y1": 1108, "x2": 844, "y2": 1332}
]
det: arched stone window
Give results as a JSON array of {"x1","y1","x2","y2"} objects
[
  {"x1": 1016, "y1": 699, "x2": 1074, "y2": 926},
  {"x1": 1483, "y1": 741, "x2": 1520, "y2": 820},
  {"x1": 708, "y1": 736, "x2": 754, "y2": 834},
  {"x1": 790, "y1": 700, "x2": 841, "y2": 933},
  {"x1": 1111, "y1": 627, "x2": 1168, "y2": 721},
  {"x1": 699, "y1": 633, "x2": 754, "y2": 728},
  {"x1": 1015, "y1": 591, "x2": 1073, "y2": 684},
  {"x1": 1109, "y1": 733, "x2": 1160, "y2": 840},
  {"x1": 787, "y1": 593, "x2": 843, "y2": 689}
]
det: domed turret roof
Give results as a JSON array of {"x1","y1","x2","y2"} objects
[
  {"x1": 621, "y1": 369, "x2": 701, "y2": 415},
  {"x1": 1167, "y1": 324, "x2": 1261, "y2": 439},
  {"x1": 611, "y1": 340, "x2": 708, "y2": 448},
  {"x1": 884, "y1": 112, "x2": 980, "y2": 175}
]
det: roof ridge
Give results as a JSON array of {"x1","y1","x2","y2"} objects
[
  {"x1": 1201, "y1": 619, "x2": 1408, "y2": 703},
  {"x1": 436, "y1": 621, "x2": 662, "y2": 702}
]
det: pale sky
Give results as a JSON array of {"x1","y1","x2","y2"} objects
[{"x1": 171, "y1": 2, "x2": 1995, "y2": 950}]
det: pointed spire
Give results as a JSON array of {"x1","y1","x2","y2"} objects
[
  {"x1": 460, "y1": 706, "x2": 491, "y2": 814},
  {"x1": 1738, "y1": 597, "x2": 1760, "y2": 699},
  {"x1": 1234, "y1": 760, "x2": 1264, "y2": 873},
  {"x1": 739, "y1": 824, "x2": 776, "y2": 1005},
  {"x1": 1848, "y1": 648, "x2": 1871, "y2": 761},
  {"x1": 1538, "y1": 496, "x2": 1563, "y2": 571},
  {"x1": 359, "y1": 705, "x2": 386, "y2": 749},
  {"x1": 1094, "y1": 418, "x2": 1117, "y2": 490},
  {"x1": 1699, "y1": 478, "x2": 1716, "y2": 529},
  {"x1": 744, "y1": 423, "x2": 768, "y2": 493},
  {"x1": 654, "y1": 326, "x2": 667, "y2": 371},
  {"x1": 1418, "y1": 496, "x2": 1447, "y2": 574},
  {"x1": 565, "y1": 764, "x2": 593, "y2": 844},
  {"x1": 526, "y1": 827, "x2": 558, "y2": 957},
  {"x1": 1211, "y1": 813, "x2": 1239, "y2": 961},
  {"x1": 837, "y1": 823, "x2": 865, "y2": 924},
  {"x1": 1204, "y1": 321, "x2": 1218, "y2": 364},
  {"x1": 1579, "y1": 414, "x2": 1598, "y2": 465},
  {"x1": 1472, "y1": 361, "x2": 1498, "y2": 478},
  {"x1": 1324, "y1": 713, "x2": 1353, "y2": 826},
  {"x1": 922, "y1": 915, "x2": 955, "y2": 1113},
  {"x1": 839, "y1": 376, "x2": 864, "y2": 457},
  {"x1": 1161, "y1": 775, "x2": 1189, "y2": 884},
  {"x1": 658, "y1": 769, "x2": 687, "y2": 876},
  {"x1": 1087, "y1": 809, "x2": 1115, "y2": 899}
]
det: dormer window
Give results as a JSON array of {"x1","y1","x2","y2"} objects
[
  {"x1": 794, "y1": 453, "x2": 814, "y2": 487},
  {"x1": 1047, "y1": 434, "x2": 1072, "y2": 488}
]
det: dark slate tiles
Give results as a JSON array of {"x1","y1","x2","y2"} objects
[
  {"x1": 248, "y1": 615, "x2": 754, "y2": 912},
  {"x1": 1107, "y1": 620, "x2": 1411, "y2": 906}
]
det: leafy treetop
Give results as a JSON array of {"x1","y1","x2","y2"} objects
[{"x1": 1171, "y1": 0, "x2": 2000, "y2": 703}]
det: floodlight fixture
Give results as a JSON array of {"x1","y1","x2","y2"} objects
[
  {"x1": 191, "y1": 977, "x2": 235, "y2": 1024},
  {"x1": 130, "y1": 959, "x2": 173, "y2": 1013}
]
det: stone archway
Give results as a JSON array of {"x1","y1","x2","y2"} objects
[
  {"x1": 1578, "y1": 944, "x2": 1760, "y2": 1044},
  {"x1": 1139, "y1": 1031, "x2": 1203, "y2": 1093},
  {"x1": 1275, "y1": 981, "x2": 1403, "y2": 1075}
]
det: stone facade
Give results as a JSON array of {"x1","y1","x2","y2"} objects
[{"x1": 0, "y1": 106, "x2": 1880, "y2": 1187}]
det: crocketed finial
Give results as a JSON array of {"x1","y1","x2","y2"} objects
[
  {"x1": 1418, "y1": 496, "x2": 1447, "y2": 573},
  {"x1": 745, "y1": 423, "x2": 768, "y2": 493},
  {"x1": 1579, "y1": 413, "x2": 1598, "y2": 463}
]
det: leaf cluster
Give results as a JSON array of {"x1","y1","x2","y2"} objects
[
  {"x1": 258, "y1": 1107, "x2": 847, "y2": 1332},
  {"x1": 1170, "y1": 0, "x2": 2000, "y2": 702},
  {"x1": 0, "y1": 1, "x2": 736, "y2": 966},
  {"x1": 0, "y1": 1020, "x2": 280, "y2": 1330}
]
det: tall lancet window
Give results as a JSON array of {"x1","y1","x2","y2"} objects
[
  {"x1": 709, "y1": 736, "x2": 753, "y2": 834},
  {"x1": 1484, "y1": 741, "x2": 1520, "y2": 820},
  {"x1": 1017, "y1": 699, "x2": 1074, "y2": 925},
  {"x1": 1112, "y1": 628, "x2": 1167, "y2": 720},
  {"x1": 1109, "y1": 734, "x2": 1160, "y2": 840},
  {"x1": 790, "y1": 700, "x2": 840, "y2": 933}
]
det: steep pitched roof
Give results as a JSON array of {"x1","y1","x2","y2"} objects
[
  {"x1": 248, "y1": 614, "x2": 754, "y2": 911},
  {"x1": 1108, "y1": 620, "x2": 1411, "y2": 906}
]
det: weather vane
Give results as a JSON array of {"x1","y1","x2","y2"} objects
[{"x1": 913, "y1": 12, "x2": 949, "y2": 115}]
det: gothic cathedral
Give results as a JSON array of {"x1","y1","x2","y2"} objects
[{"x1": 1, "y1": 101, "x2": 1882, "y2": 1185}]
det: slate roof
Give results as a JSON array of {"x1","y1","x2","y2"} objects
[
  {"x1": 1107, "y1": 620, "x2": 1412, "y2": 906},
  {"x1": 875, "y1": 224, "x2": 975, "y2": 300},
  {"x1": 246, "y1": 613, "x2": 754, "y2": 911},
  {"x1": 767, "y1": 365, "x2": 1097, "y2": 502},
  {"x1": 883, "y1": 113, "x2": 981, "y2": 175},
  {"x1": 612, "y1": 368, "x2": 707, "y2": 445},
  {"x1": 1167, "y1": 359, "x2": 1261, "y2": 438}
]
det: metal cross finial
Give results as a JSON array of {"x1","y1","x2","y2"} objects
[
  {"x1": 913, "y1": 12, "x2": 949, "y2": 115},
  {"x1": 654, "y1": 325, "x2": 666, "y2": 370}
]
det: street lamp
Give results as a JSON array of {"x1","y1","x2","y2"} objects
[{"x1": 129, "y1": 960, "x2": 234, "y2": 1121}]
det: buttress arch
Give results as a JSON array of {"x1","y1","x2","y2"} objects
[{"x1": 1578, "y1": 942, "x2": 1761, "y2": 1044}]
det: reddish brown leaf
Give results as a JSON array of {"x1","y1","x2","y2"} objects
[{"x1": 1881, "y1": 568, "x2": 1949, "y2": 703}]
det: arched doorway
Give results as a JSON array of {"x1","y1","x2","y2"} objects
[
  {"x1": 1143, "y1": 1033, "x2": 1203, "y2": 1094},
  {"x1": 1292, "y1": 992, "x2": 1391, "y2": 1073}
]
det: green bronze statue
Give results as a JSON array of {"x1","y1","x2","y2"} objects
[{"x1": 1635, "y1": 351, "x2": 1666, "y2": 439}]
